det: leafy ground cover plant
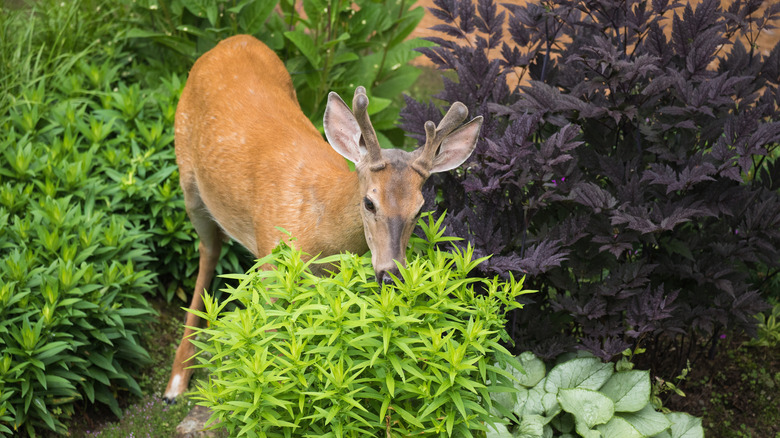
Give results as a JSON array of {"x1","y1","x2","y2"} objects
[
  {"x1": 401, "y1": 0, "x2": 780, "y2": 376},
  {"x1": 124, "y1": 0, "x2": 430, "y2": 146},
  {"x1": 0, "y1": 0, "x2": 238, "y2": 434},
  {"x1": 487, "y1": 352, "x2": 704, "y2": 438},
  {"x1": 190, "y1": 214, "x2": 532, "y2": 437},
  {"x1": 0, "y1": 5, "x2": 157, "y2": 436},
  {"x1": 680, "y1": 335, "x2": 780, "y2": 437}
]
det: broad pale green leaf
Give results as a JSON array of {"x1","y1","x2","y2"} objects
[
  {"x1": 619, "y1": 404, "x2": 672, "y2": 436},
  {"x1": 515, "y1": 351, "x2": 546, "y2": 388},
  {"x1": 557, "y1": 388, "x2": 615, "y2": 428},
  {"x1": 515, "y1": 414, "x2": 544, "y2": 438},
  {"x1": 667, "y1": 412, "x2": 704, "y2": 438},
  {"x1": 574, "y1": 416, "x2": 602, "y2": 438},
  {"x1": 596, "y1": 416, "x2": 643, "y2": 438},
  {"x1": 545, "y1": 357, "x2": 613, "y2": 393},
  {"x1": 542, "y1": 392, "x2": 560, "y2": 418},
  {"x1": 302, "y1": 0, "x2": 325, "y2": 24},
  {"x1": 600, "y1": 370, "x2": 651, "y2": 412},
  {"x1": 519, "y1": 381, "x2": 546, "y2": 416},
  {"x1": 491, "y1": 385, "x2": 528, "y2": 414},
  {"x1": 550, "y1": 412, "x2": 575, "y2": 433},
  {"x1": 485, "y1": 422, "x2": 513, "y2": 438}
]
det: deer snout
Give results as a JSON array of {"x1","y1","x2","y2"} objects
[
  {"x1": 367, "y1": 216, "x2": 412, "y2": 285},
  {"x1": 376, "y1": 266, "x2": 400, "y2": 284}
]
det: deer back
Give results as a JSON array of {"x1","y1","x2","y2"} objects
[{"x1": 174, "y1": 35, "x2": 366, "y2": 259}]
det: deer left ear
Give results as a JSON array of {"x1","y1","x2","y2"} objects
[
  {"x1": 324, "y1": 92, "x2": 364, "y2": 163},
  {"x1": 430, "y1": 116, "x2": 483, "y2": 173}
]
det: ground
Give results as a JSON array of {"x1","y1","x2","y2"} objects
[{"x1": 667, "y1": 337, "x2": 780, "y2": 438}]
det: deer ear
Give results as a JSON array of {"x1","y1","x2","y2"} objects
[
  {"x1": 324, "y1": 92, "x2": 364, "y2": 163},
  {"x1": 430, "y1": 116, "x2": 483, "y2": 173}
]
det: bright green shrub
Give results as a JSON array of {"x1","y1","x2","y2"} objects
[
  {"x1": 0, "y1": 1, "x2": 213, "y2": 435},
  {"x1": 486, "y1": 352, "x2": 704, "y2": 438},
  {"x1": 191, "y1": 214, "x2": 532, "y2": 437}
]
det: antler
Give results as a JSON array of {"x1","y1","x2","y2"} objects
[
  {"x1": 414, "y1": 102, "x2": 469, "y2": 172},
  {"x1": 352, "y1": 86, "x2": 384, "y2": 166}
]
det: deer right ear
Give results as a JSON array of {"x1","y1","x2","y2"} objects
[{"x1": 324, "y1": 92, "x2": 364, "y2": 163}]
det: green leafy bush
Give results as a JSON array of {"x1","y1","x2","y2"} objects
[
  {"x1": 487, "y1": 352, "x2": 703, "y2": 438},
  {"x1": 0, "y1": 0, "x2": 217, "y2": 434},
  {"x1": 190, "y1": 214, "x2": 532, "y2": 437},
  {"x1": 124, "y1": 0, "x2": 430, "y2": 146}
]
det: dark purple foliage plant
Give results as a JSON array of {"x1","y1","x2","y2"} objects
[{"x1": 401, "y1": 0, "x2": 780, "y2": 375}]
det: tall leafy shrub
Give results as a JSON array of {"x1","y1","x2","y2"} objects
[
  {"x1": 124, "y1": 0, "x2": 430, "y2": 145},
  {"x1": 191, "y1": 215, "x2": 531, "y2": 437},
  {"x1": 401, "y1": 0, "x2": 780, "y2": 373},
  {"x1": 0, "y1": 0, "x2": 214, "y2": 434}
]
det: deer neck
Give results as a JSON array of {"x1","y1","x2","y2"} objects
[{"x1": 316, "y1": 161, "x2": 369, "y2": 257}]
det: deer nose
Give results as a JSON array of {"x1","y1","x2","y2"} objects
[{"x1": 377, "y1": 268, "x2": 399, "y2": 285}]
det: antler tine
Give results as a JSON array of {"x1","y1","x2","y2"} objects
[
  {"x1": 416, "y1": 102, "x2": 469, "y2": 169},
  {"x1": 352, "y1": 86, "x2": 384, "y2": 165}
]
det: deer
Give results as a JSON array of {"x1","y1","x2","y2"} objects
[{"x1": 163, "y1": 34, "x2": 483, "y2": 401}]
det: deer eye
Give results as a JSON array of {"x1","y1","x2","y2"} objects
[{"x1": 363, "y1": 197, "x2": 376, "y2": 213}]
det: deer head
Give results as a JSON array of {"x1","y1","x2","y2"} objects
[{"x1": 324, "y1": 87, "x2": 483, "y2": 283}]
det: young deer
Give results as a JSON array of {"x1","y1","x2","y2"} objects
[{"x1": 164, "y1": 35, "x2": 482, "y2": 401}]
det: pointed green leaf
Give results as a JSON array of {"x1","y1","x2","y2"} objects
[
  {"x1": 283, "y1": 30, "x2": 320, "y2": 68},
  {"x1": 485, "y1": 422, "x2": 513, "y2": 438},
  {"x1": 516, "y1": 414, "x2": 545, "y2": 438},
  {"x1": 558, "y1": 388, "x2": 615, "y2": 428},
  {"x1": 600, "y1": 370, "x2": 651, "y2": 412},
  {"x1": 491, "y1": 385, "x2": 527, "y2": 415},
  {"x1": 545, "y1": 357, "x2": 613, "y2": 393},
  {"x1": 618, "y1": 404, "x2": 672, "y2": 436},
  {"x1": 515, "y1": 351, "x2": 546, "y2": 388},
  {"x1": 667, "y1": 412, "x2": 704, "y2": 438},
  {"x1": 597, "y1": 416, "x2": 643, "y2": 438}
]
